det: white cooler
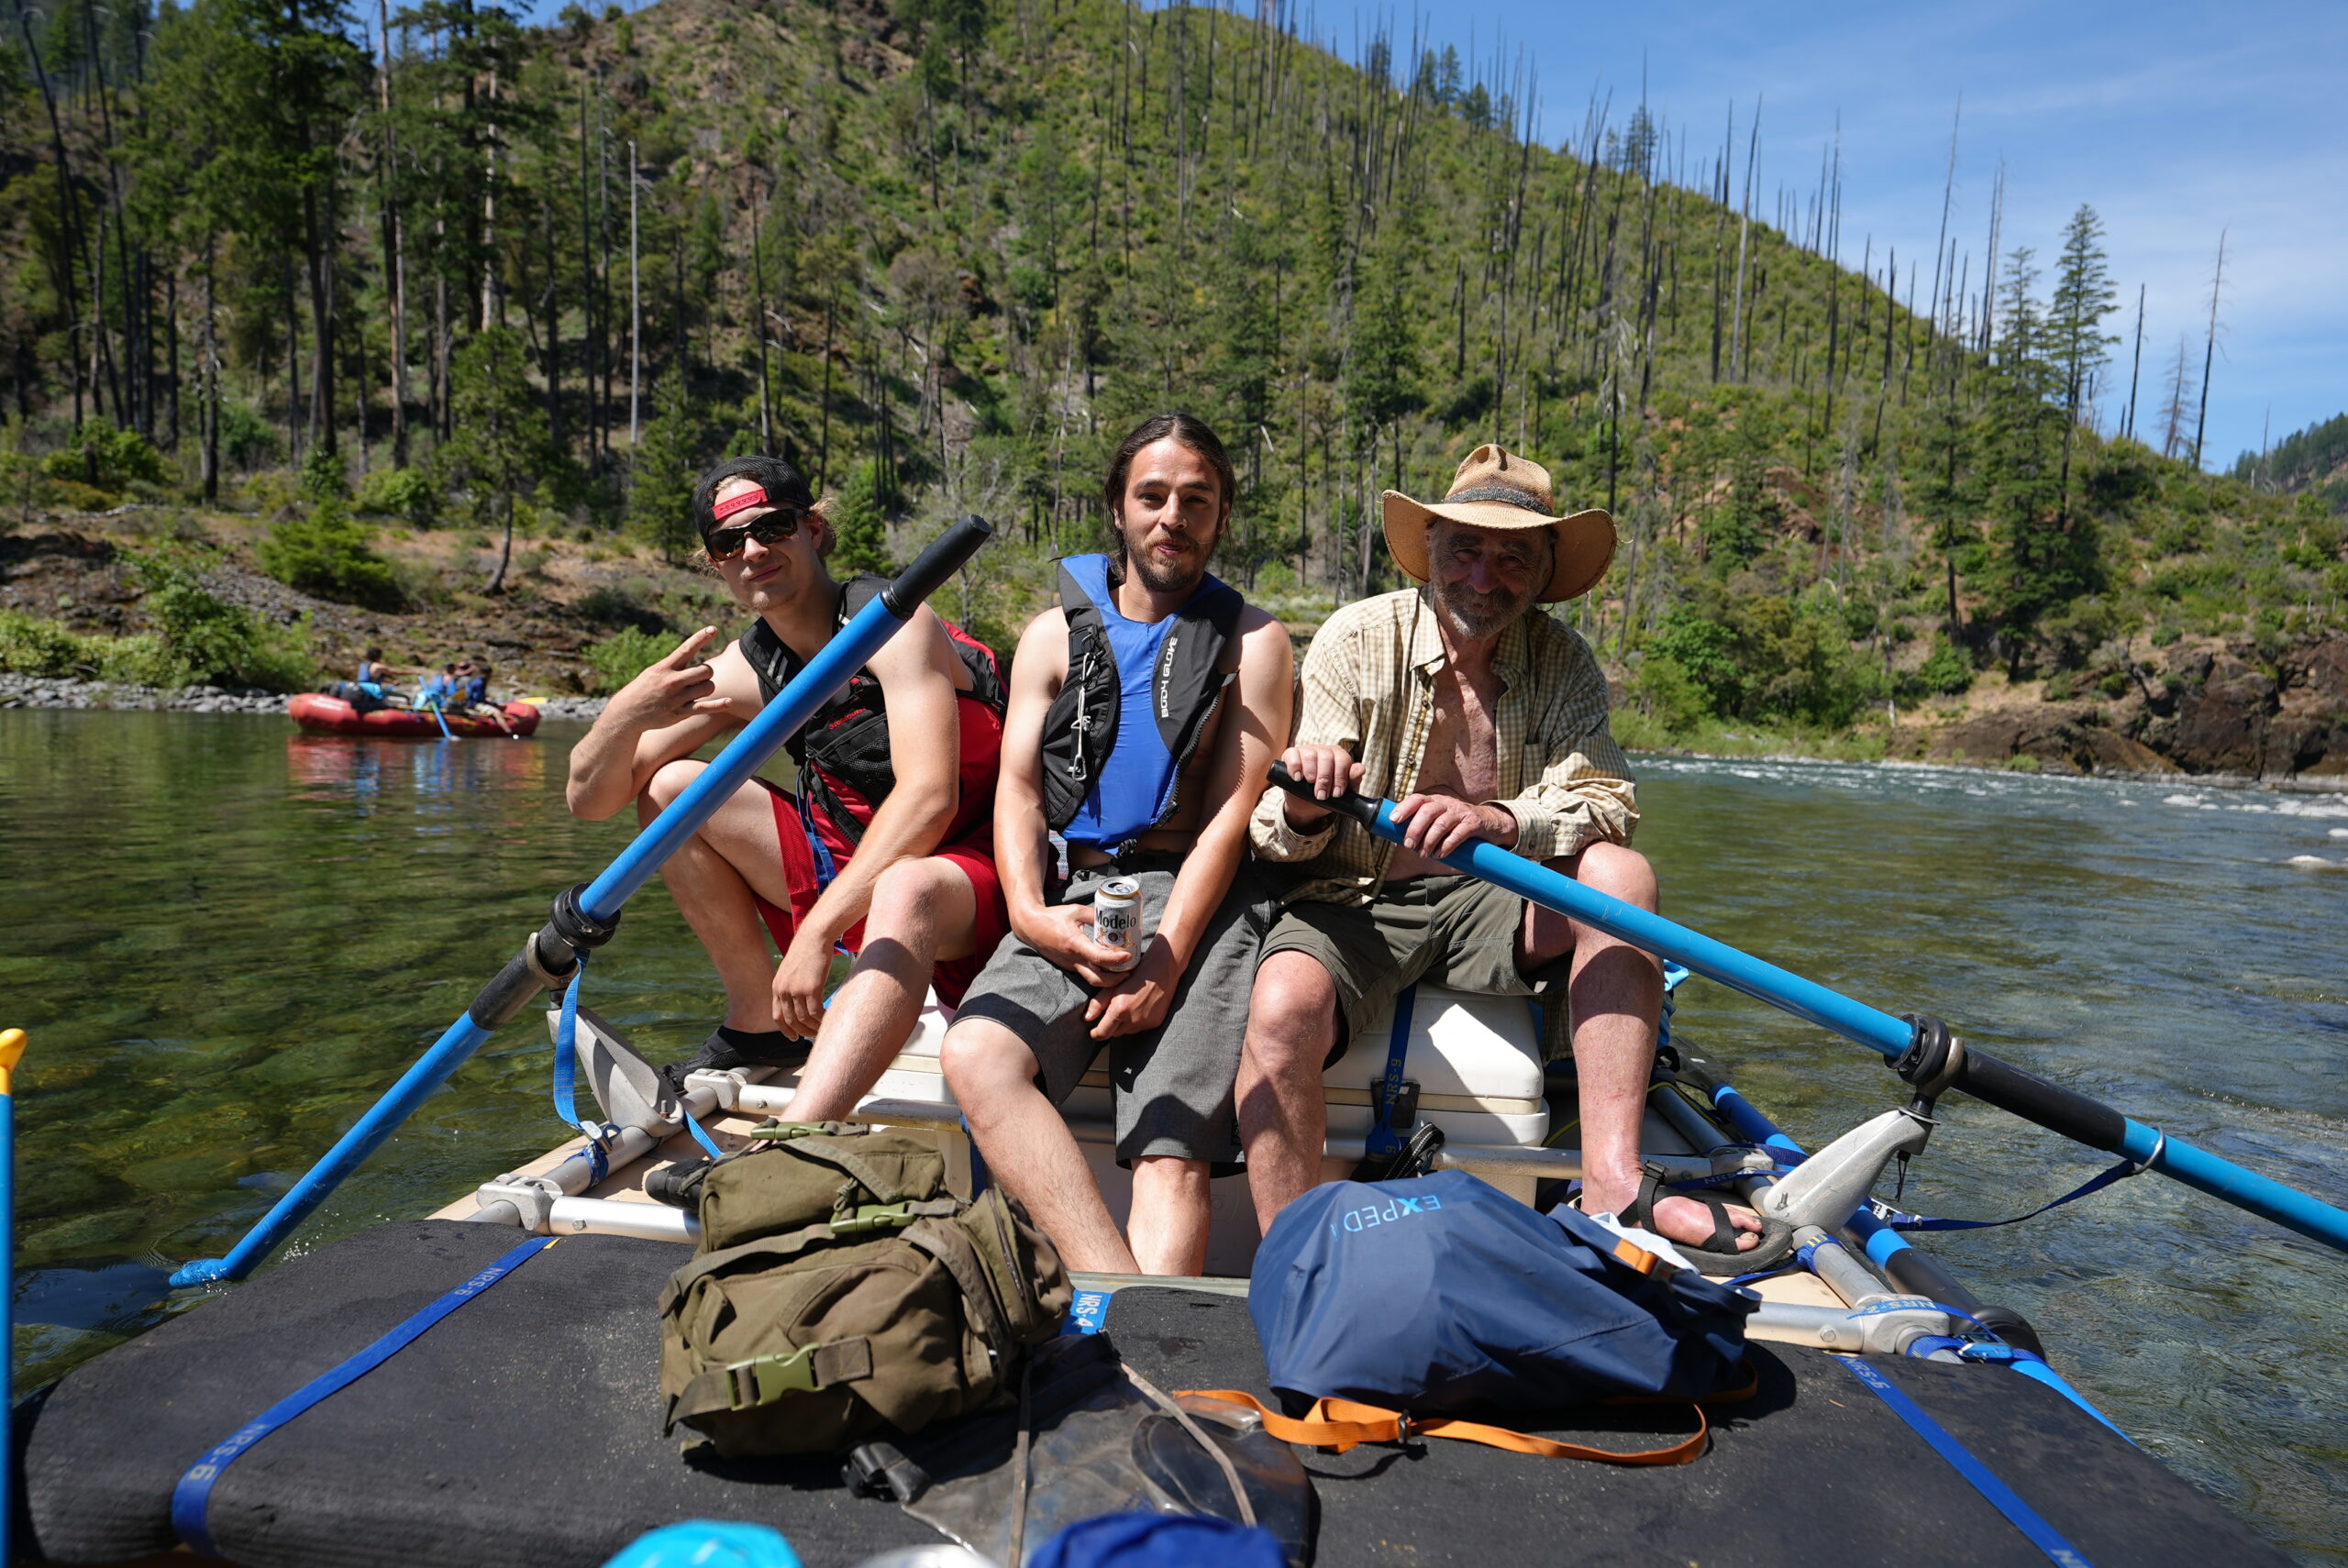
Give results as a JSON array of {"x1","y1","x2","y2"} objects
[{"x1": 849, "y1": 985, "x2": 1549, "y2": 1276}]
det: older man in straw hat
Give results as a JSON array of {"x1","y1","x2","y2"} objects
[{"x1": 1235, "y1": 443, "x2": 1786, "y2": 1269}]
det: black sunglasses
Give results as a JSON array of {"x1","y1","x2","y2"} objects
[{"x1": 704, "y1": 509, "x2": 809, "y2": 559}]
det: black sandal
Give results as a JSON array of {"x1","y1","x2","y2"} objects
[
  {"x1": 1620, "y1": 1161, "x2": 1795, "y2": 1275},
  {"x1": 657, "y1": 1028, "x2": 812, "y2": 1099}
]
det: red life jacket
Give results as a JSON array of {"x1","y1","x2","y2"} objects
[{"x1": 736, "y1": 575, "x2": 1007, "y2": 867}]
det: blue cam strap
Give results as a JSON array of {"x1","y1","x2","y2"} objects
[
  {"x1": 1871, "y1": 1156, "x2": 2143, "y2": 1233},
  {"x1": 1833, "y1": 1354, "x2": 2093, "y2": 1568},
  {"x1": 554, "y1": 952, "x2": 724, "y2": 1162},
  {"x1": 1364, "y1": 983, "x2": 1419, "y2": 1160},
  {"x1": 171, "y1": 1235, "x2": 556, "y2": 1557},
  {"x1": 553, "y1": 952, "x2": 593, "y2": 1132}
]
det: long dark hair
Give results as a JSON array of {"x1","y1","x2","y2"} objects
[
  {"x1": 1102, "y1": 414, "x2": 1235, "y2": 584},
  {"x1": 1103, "y1": 413, "x2": 1235, "y2": 526}
]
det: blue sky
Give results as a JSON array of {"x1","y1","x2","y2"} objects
[{"x1": 1296, "y1": 0, "x2": 2348, "y2": 469}]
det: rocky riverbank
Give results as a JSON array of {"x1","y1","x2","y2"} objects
[
  {"x1": 0, "y1": 673, "x2": 607, "y2": 721},
  {"x1": 1918, "y1": 633, "x2": 2348, "y2": 782}
]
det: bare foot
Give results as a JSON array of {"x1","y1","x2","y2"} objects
[{"x1": 1582, "y1": 1180, "x2": 1764, "y2": 1254}]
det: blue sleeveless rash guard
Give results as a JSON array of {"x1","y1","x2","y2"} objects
[{"x1": 1058, "y1": 554, "x2": 1233, "y2": 851}]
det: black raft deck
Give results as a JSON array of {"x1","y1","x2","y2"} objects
[{"x1": 14, "y1": 1220, "x2": 2287, "y2": 1568}]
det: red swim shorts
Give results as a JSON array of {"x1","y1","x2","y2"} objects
[{"x1": 747, "y1": 779, "x2": 1009, "y2": 1010}]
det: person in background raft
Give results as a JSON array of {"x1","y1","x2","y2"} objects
[
  {"x1": 353, "y1": 648, "x2": 413, "y2": 705},
  {"x1": 565, "y1": 455, "x2": 1013, "y2": 1112},
  {"x1": 939, "y1": 415, "x2": 1293, "y2": 1275},
  {"x1": 1238, "y1": 444, "x2": 1787, "y2": 1272},
  {"x1": 453, "y1": 660, "x2": 488, "y2": 708},
  {"x1": 458, "y1": 660, "x2": 519, "y2": 735}
]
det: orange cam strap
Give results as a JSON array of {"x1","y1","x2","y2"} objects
[{"x1": 1178, "y1": 1389, "x2": 1712, "y2": 1466}]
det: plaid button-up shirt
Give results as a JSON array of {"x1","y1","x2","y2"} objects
[{"x1": 1248, "y1": 588, "x2": 1638, "y2": 907}]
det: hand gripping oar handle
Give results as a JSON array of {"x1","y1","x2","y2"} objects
[
  {"x1": 1262, "y1": 763, "x2": 2348, "y2": 1258},
  {"x1": 172, "y1": 517, "x2": 996, "y2": 1288}
]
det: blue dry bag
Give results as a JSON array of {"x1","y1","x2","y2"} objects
[
  {"x1": 1030, "y1": 1512, "x2": 1287, "y2": 1568},
  {"x1": 1248, "y1": 1170, "x2": 1755, "y2": 1416}
]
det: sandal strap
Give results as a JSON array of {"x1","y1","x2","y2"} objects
[
  {"x1": 1687, "y1": 1191, "x2": 1742, "y2": 1254},
  {"x1": 1624, "y1": 1161, "x2": 1670, "y2": 1231},
  {"x1": 1634, "y1": 1161, "x2": 1745, "y2": 1254}
]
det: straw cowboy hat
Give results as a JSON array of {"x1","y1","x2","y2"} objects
[{"x1": 1381, "y1": 444, "x2": 1616, "y2": 603}]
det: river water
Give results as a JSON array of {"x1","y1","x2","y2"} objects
[{"x1": 3, "y1": 711, "x2": 2343, "y2": 1559}]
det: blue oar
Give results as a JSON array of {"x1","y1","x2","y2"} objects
[
  {"x1": 0, "y1": 1028, "x2": 22, "y2": 1567},
  {"x1": 172, "y1": 517, "x2": 996, "y2": 1287},
  {"x1": 1265, "y1": 765, "x2": 2348, "y2": 1259},
  {"x1": 426, "y1": 694, "x2": 455, "y2": 742}
]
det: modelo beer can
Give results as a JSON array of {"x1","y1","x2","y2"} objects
[{"x1": 1092, "y1": 878, "x2": 1144, "y2": 970}]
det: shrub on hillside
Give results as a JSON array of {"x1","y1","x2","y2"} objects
[
  {"x1": 0, "y1": 610, "x2": 173, "y2": 683},
  {"x1": 258, "y1": 500, "x2": 404, "y2": 609},
  {"x1": 1644, "y1": 595, "x2": 1883, "y2": 729},
  {"x1": 39, "y1": 425, "x2": 169, "y2": 495},
  {"x1": 130, "y1": 552, "x2": 316, "y2": 690},
  {"x1": 1629, "y1": 654, "x2": 1711, "y2": 736},
  {"x1": 217, "y1": 402, "x2": 282, "y2": 471},
  {"x1": 1909, "y1": 637, "x2": 1975, "y2": 698},
  {"x1": 354, "y1": 464, "x2": 438, "y2": 525},
  {"x1": 582, "y1": 626, "x2": 675, "y2": 693},
  {"x1": 0, "y1": 611, "x2": 88, "y2": 676},
  {"x1": 300, "y1": 447, "x2": 350, "y2": 502}
]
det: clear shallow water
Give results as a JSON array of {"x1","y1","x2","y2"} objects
[{"x1": 3, "y1": 713, "x2": 2344, "y2": 1559}]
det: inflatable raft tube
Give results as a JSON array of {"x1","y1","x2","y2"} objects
[
  {"x1": 287, "y1": 692, "x2": 541, "y2": 739},
  {"x1": 12, "y1": 1220, "x2": 2291, "y2": 1568}
]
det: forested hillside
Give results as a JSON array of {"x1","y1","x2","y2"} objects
[
  {"x1": 2, "y1": 0, "x2": 2343, "y2": 774},
  {"x1": 2236, "y1": 414, "x2": 2348, "y2": 517}
]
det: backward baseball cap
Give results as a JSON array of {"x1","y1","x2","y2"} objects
[{"x1": 692, "y1": 456, "x2": 817, "y2": 545}]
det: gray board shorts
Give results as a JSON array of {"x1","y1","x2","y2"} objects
[
  {"x1": 1259, "y1": 872, "x2": 1571, "y2": 1065},
  {"x1": 952, "y1": 854, "x2": 1276, "y2": 1168}
]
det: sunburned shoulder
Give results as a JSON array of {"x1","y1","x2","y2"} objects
[
  {"x1": 1013, "y1": 605, "x2": 1073, "y2": 682},
  {"x1": 703, "y1": 639, "x2": 765, "y2": 716},
  {"x1": 1233, "y1": 602, "x2": 1292, "y2": 659}
]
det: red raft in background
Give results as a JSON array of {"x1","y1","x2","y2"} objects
[{"x1": 288, "y1": 691, "x2": 542, "y2": 739}]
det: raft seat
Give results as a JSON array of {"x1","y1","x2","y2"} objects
[{"x1": 460, "y1": 990, "x2": 1809, "y2": 1290}]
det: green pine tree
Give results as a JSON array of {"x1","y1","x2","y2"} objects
[
  {"x1": 828, "y1": 458, "x2": 894, "y2": 577},
  {"x1": 2048, "y1": 204, "x2": 2120, "y2": 525},
  {"x1": 629, "y1": 374, "x2": 707, "y2": 567},
  {"x1": 444, "y1": 326, "x2": 553, "y2": 592}
]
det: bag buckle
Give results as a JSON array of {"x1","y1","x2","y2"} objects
[{"x1": 725, "y1": 1345, "x2": 824, "y2": 1409}]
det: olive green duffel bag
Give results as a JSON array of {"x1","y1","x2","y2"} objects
[{"x1": 658, "y1": 1122, "x2": 1071, "y2": 1456}]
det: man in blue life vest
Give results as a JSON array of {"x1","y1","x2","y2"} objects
[
  {"x1": 939, "y1": 414, "x2": 1294, "y2": 1275},
  {"x1": 453, "y1": 660, "x2": 489, "y2": 708},
  {"x1": 564, "y1": 455, "x2": 1013, "y2": 1118},
  {"x1": 1237, "y1": 444, "x2": 1777, "y2": 1271}
]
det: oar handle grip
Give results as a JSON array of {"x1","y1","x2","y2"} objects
[
  {"x1": 882, "y1": 514, "x2": 993, "y2": 617},
  {"x1": 1265, "y1": 760, "x2": 1381, "y2": 832}
]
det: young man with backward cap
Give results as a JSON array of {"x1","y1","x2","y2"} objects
[
  {"x1": 565, "y1": 454, "x2": 1013, "y2": 1115},
  {"x1": 940, "y1": 414, "x2": 1293, "y2": 1275},
  {"x1": 1238, "y1": 443, "x2": 1791, "y2": 1272}
]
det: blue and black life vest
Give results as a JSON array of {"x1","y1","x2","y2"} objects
[{"x1": 1040, "y1": 554, "x2": 1243, "y2": 853}]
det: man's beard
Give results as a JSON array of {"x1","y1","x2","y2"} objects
[
  {"x1": 1434, "y1": 577, "x2": 1532, "y2": 640},
  {"x1": 1115, "y1": 521, "x2": 1213, "y2": 595}
]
